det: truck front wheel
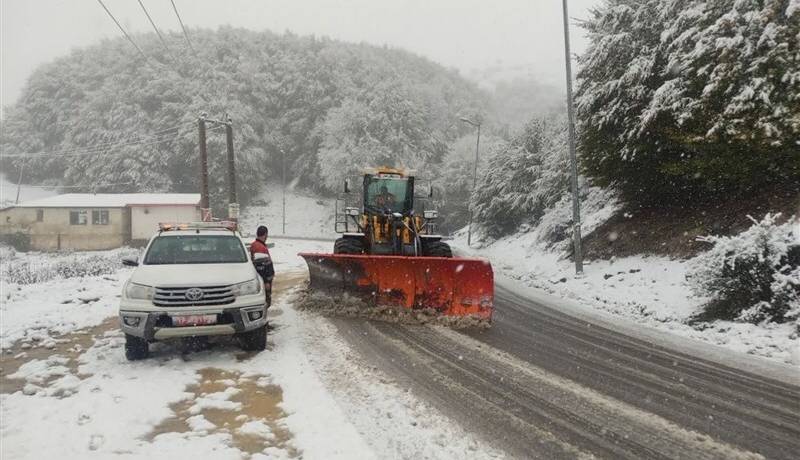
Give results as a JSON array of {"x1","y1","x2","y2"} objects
[
  {"x1": 125, "y1": 334, "x2": 149, "y2": 361},
  {"x1": 238, "y1": 326, "x2": 267, "y2": 352}
]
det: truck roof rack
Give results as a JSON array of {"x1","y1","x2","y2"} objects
[{"x1": 158, "y1": 221, "x2": 238, "y2": 232}]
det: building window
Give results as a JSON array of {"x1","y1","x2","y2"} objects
[
  {"x1": 36, "y1": 209, "x2": 44, "y2": 222},
  {"x1": 69, "y1": 210, "x2": 88, "y2": 225},
  {"x1": 92, "y1": 210, "x2": 109, "y2": 225}
]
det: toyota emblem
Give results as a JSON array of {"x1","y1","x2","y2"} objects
[{"x1": 185, "y1": 288, "x2": 204, "y2": 301}]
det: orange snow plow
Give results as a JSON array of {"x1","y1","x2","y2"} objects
[
  {"x1": 299, "y1": 253, "x2": 494, "y2": 320},
  {"x1": 299, "y1": 167, "x2": 494, "y2": 325}
]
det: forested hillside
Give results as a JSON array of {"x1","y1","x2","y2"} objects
[{"x1": 0, "y1": 27, "x2": 487, "y2": 210}]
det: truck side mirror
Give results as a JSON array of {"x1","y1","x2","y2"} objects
[
  {"x1": 429, "y1": 183, "x2": 434, "y2": 198},
  {"x1": 122, "y1": 256, "x2": 139, "y2": 267},
  {"x1": 344, "y1": 179, "x2": 350, "y2": 193}
]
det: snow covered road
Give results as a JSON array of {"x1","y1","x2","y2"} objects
[{"x1": 329, "y1": 282, "x2": 800, "y2": 459}]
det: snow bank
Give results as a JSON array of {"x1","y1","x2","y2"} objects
[
  {"x1": 456, "y1": 230, "x2": 799, "y2": 365},
  {"x1": 239, "y1": 184, "x2": 335, "y2": 239}
]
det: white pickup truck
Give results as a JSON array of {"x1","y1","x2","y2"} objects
[{"x1": 118, "y1": 222, "x2": 270, "y2": 360}]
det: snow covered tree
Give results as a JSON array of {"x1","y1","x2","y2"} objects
[
  {"x1": 472, "y1": 117, "x2": 570, "y2": 239},
  {"x1": 317, "y1": 81, "x2": 448, "y2": 190},
  {"x1": 576, "y1": 0, "x2": 800, "y2": 204},
  {"x1": 687, "y1": 213, "x2": 800, "y2": 325},
  {"x1": 434, "y1": 133, "x2": 504, "y2": 232}
]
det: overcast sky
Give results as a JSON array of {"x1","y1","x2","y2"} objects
[{"x1": 1, "y1": 0, "x2": 599, "y2": 107}]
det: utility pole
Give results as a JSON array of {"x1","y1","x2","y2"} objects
[
  {"x1": 198, "y1": 113, "x2": 210, "y2": 220},
  {"x1": 562, "y1": 0, "x2": 584, "y2": 275},
  {"x1": 460, "y1": 117, "x2": 481, "y2": 247},
  {"x1": 224, "y1": 116, "x2": 239, "y2": 222},
  {"x1": 15, "y1": 160, "x2": 25, "y2": 204},
  {"x1": 281, "y1": 145, "x2": 286, "y2": 235}
]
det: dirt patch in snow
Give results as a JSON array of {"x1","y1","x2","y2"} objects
[
  {"x1": 146, "y1": 368, "x2": 299, "y2": 456},
  {"x1": 0, "y1": 316, "x2": 117, "y2": 395},
  {"x1": 582, "y1": 185, "x2": 798, "y2": 259},
  {"x1": 297, "y1": 288, "x2": 491, "y2": 330}
]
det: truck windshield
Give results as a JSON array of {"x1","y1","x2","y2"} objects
[
  {"x1": 144, "y1": 235, "x2": 247, "y2": 265},
  {"x1": 365, "y1": 177, "x2": 410, "y2": 213}
]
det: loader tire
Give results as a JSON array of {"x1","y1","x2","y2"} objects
[
  {"x1": 423, "y1": 241, "x2": 452, "y2": 257},
  {"x1": 333, "y1": 238, "x2": 364, "y2": 254}
]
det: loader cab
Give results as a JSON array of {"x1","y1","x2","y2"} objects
[{"x1": 363, "y1": 172, "x2": 414, "y2": 215}]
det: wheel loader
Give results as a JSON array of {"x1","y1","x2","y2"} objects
[{"x1": 299, "y1": 167, "x2": 494, "y2": 323}]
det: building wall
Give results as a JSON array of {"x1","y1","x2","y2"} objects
[
  {"x1": 130, "y1": 205, "x2": 200, "y2": 241},
  {"x1": 0, "y1": 207, "x2": 125, "y2": 251}
]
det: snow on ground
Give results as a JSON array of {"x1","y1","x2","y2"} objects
[
  {"x1": 454, "y1": 230, "x2": 799, "y2": 366},
  {"x1": 1, "y1": 239, "x2": 503, "y2": 459},
  {"x1": 0, "y1": 172, "x2": 59, "y2": 208},
  {"x1": 239, "y1": 184, "x2": 336, "y2": 239},
  {"x1": 1, "y1": 250, "x2": 133, "y2": 349}
]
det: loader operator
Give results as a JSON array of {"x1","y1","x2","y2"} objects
[
  {"x1": 250, "y1": 225, "x2": 275, "y2": 308},
  {"x1": 374, "y1": 185, "x2": 396, "y2": 211}
]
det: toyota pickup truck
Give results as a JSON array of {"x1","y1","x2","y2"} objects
[{"x1": 118, "y1": 222, "x2": 270, "y2": 360}]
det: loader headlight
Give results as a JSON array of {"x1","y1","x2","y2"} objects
[
  {"x1": 232, "y1": 278, "x2": 261, "y2": 297},
  {"x1": 125, "y1": 282, "x2": 154, "y2": 300},
  {"x1": 423, "y1": 210, "x2": 438, "y2": 219}
]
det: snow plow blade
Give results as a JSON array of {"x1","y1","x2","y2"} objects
[{"x1": 299, "y1": 253, "x2": 494, "y2": 322}]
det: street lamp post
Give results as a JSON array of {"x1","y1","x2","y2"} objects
[
  {"x1": 271, "y1": 134, "x2": 287, "y2": 235},
  {"x1": 281, "y1": 144, "x2": 286, "y2": 235},
  {"x1": 459, "y1": 117, "x2": 481, "y2": 247},
  {"x1": 561, "y1": 0, "x2": 584, "y2": 275}
]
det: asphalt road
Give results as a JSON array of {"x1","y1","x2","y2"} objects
[{"x1": 330, "y1": 283, "x2": 800, "y2": 459}]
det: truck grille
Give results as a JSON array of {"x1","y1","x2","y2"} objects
[{"x1": 153, "y1": 285, "x2": 235, "y2": 307}]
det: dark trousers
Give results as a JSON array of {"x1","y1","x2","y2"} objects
[{"x1": 263, "y1": 277, "x2": 273, "y2": 307}]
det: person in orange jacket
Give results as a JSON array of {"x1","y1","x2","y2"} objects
[{"x1": 250, "y1": 225, "x2": 274, "y2": 307}]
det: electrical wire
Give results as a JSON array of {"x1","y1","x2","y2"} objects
[
  {"x1": 95, "y1": 0, "x2": 151, "y2": 64},
  {"x1": 137, "y1": 0, "x2": 171, "y2": 55},
  {"x1": 170, "y1": 0, "x2": 196, "y2": 55},
  {"x1": 18, "y1": 182, "x2": 135, "y2": 189},
  {"x1": 3, "y1": 127, "x2": 189, "y2": 159},
  {"x1": 3, "y1": 124, "x2": 225, "y2": 159}
]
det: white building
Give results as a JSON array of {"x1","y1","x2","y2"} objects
[{"x1": 0, "y1": 193, "x2": 201, "y2": 250}]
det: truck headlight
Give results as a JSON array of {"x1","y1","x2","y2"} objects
[
  {"x1": 232, "y1": 278, "x2": 261, "y2": 297},
  {"x1": 423, "y1": 210, "x2": 438, "y2": 219},
  {"x1": 125, "y1": 282, "x2": 154, "y2": 300}
]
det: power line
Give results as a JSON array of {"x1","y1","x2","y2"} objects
[
  {"x1": 3, "y1": 125, "x2": 189, "y2": 158},
  {"x1": 17, "y1": 181, "x2": 135, "y2": 189},
  {"x1": 170, "y1": 0, "x2": 196, "y2": 55},
  {"x1": 137, "y1": 0, "x2": 171, "y2": 55},
  {"x1": 95, "y1": 0, "x2": 151, "y2": 64},
  {"x1": 3, "y1": 124, "x2": 225, "y2": 159}
]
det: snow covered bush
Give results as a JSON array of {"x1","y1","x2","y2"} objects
[
  {"x1": 576, "y1": 0, "x2": 800, "y2": 204},
  {"x1": 2, "y1": 248, "x2": 138, "y2": 285},
  {"x1": 687, "y1": 214, "x2": 799, "y2": 325}
]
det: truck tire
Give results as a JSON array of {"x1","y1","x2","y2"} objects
[
  {"x1": 238, "y1": 325, "x2": 267, "y2": 352},
  {"x1": 333, "y1": 237, "x2": 364, "y2": 254},
  {"x1": 423, "y1": 241, "x2": 452, "y2": 258},
  {"x1": 125, "y1": 334, "x2": 149, "y2": 361}
]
